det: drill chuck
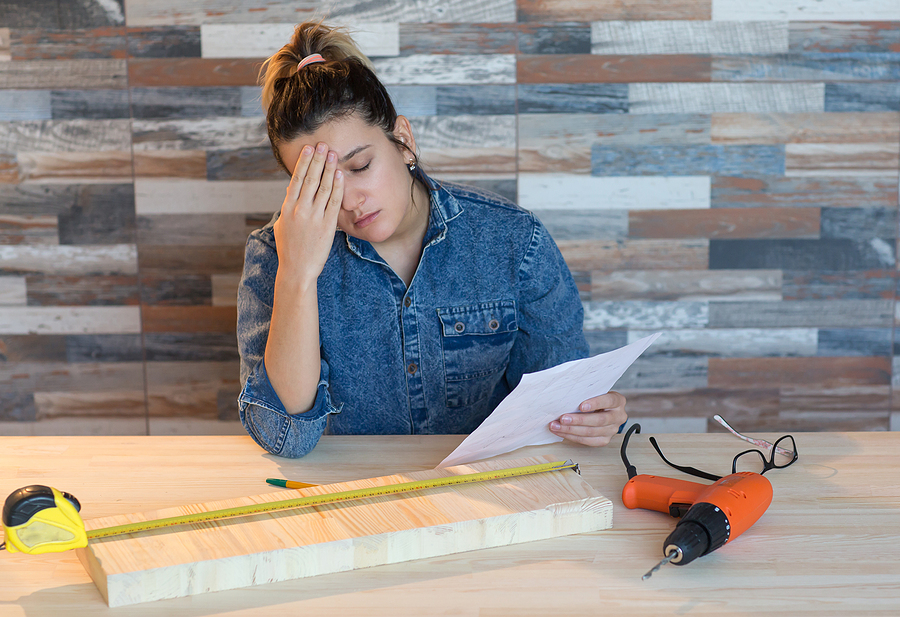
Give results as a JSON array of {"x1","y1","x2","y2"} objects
[{"x1": 664, "y1": 502, "x2": 731, "y2": 566}]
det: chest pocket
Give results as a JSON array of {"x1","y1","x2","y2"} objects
[{"x1": 437, "y1": 300, "x2": 518, "y2": 408}]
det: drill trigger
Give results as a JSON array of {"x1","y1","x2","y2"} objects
[{"x1": 669, "y1": 503, "x2": 692, "y2": 518}]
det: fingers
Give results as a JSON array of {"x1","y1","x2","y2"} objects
[
  {"x1": 300, "y1": 142, "x2": 330, "y2": 204},
  {"x1": 286, "y1": 145, "x2": 315, "y2": 204},
  {"x1": 549, "y1": 390, "x2": 627, "y2": 447},
  {"x1": 324, "y1": 169, "x2": 344, "y2": 227}
]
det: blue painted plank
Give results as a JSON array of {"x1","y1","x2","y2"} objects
[
  {"x1": 584, "y1": 330, "x2": 628, "y2": 356},
  {"x1": 66, "y1": 334, "x2": 143, "y2": 362},
  {"x1": 0, "y1": 90, "x2": 51, "y2": 121},
  {"x1": 50, "y1": 90, "x2": 130, "y2": 119},
  {"x1": 713, "y1": 53, "x2": 900, "y2": 82},
  {"x1": 592, "y1": 145, "x2": 784, "y2": 176},
  {"x1": 782, "y1": 270, "x2": 897, "y2": 300},
  {"x1": 818, "y1": 328, "x2": 892, "y2": 357},
  {"x1": 436, "y1": 85, "x2": 516, "y2": 115},
  {"x1": 820, "y1": 207, "x2": 899, "y2": 240},
  {"x1": 386, "y1": 85, "x2": 437, "y2": 117},
  {"x1": 127, "y1": 26, "x2": 201, "y2": 58},
  {"x1": 709, "y1": 238, "x2": 895, "y2": 271},
  {"x1": 239, "y1": 86, "x2": 263, "y2": 117},
  {"x1": 130, "y1": 87, "x2": 242, "y2": 119},
  {"x1": 518, "y1": 23, "x2": 591, "y2": 55},
  {"x1": 789, "y1": 22, "x2": 900, "y2": 54},
  {"x1": 519, "y1": 84, "x2": 627, "y2": 113},
  {"x1": 824, "y1": 83, "x2": 900, "y2": 111}
]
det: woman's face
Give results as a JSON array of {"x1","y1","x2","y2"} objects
[{"x1": 278, "y1": 113, "x2": 421, "y2": 247}]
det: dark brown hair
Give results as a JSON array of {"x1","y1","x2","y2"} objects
[{"x1": 259, "y1": 21, "x2": 409, "y2": 174}]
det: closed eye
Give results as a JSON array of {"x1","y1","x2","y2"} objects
[{"x1": 350, "y1": 161, "x2": 370, "y2": 173}]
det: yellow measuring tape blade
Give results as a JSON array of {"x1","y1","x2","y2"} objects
[{"x1": 86, "y1": 460, "x2": 578, "y2": 541}]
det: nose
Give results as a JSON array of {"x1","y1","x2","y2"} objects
[{"x1": 340, "y1": 184, "x2": 363, "y2": 210}]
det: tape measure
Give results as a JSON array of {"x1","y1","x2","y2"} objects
[{"x1": 1, "y1": 459, "x2": 579, "y2": 556}]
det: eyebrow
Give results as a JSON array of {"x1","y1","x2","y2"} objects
[{"x1": 340, "y1": 145, "x2": 371, "y2": 164}]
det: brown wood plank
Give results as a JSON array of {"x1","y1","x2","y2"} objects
[
  {"x1": 517, "y1": 54, "x2": 711, "y2": 84},
  {"x1": 0, "y1": 215, "x2": 57, "y2": 245},
  {"x1": 133, "y1": 150, "x2": 206, "y2": 178},
  {"x1": 127, "y1": 58, "x2": 262, "y2": 87},
  {"x1": 708, "y1": 357, "x2": 891, "y2": 388},
  {"x1": 0, "y1": 59, "x2": 126, "y2": 89},
  {"x1": 712, "y1": 175, "x2": 899, "y2": 208},
  {"x1": 558, "y1": 239, "x2": 708, "y2": 271},
  {"x1": 10, "y1": 27, "x2": 127, "y2": 60},
  {"x1": 16, "y1": 151, "x2": 133, "y2": 182},
  {"x1": 34, "y1": 391, "x2": 146, "y2": 420},
  {"x1": 137, "y1": 245, "x2": 245, "y2": 276},
  {"x1": 141, "y1": 305, "x2": 237, "y2": 334},
  {"x1": 629, "y1": 207, "x2": 820, "y2": 239},
  {"x1": 785, "y1": 144, "x2": 900, "y2": 176},
  {"x1": 711, "y1": 112, "x2": 900, "y2": 144},
  {"x1": 591, "y1": 269, "x2": 782, "y2": 301},
  {"x1": 516, "y1": 0, "x2": 710, "y2": 20}
]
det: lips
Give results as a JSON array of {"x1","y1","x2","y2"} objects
[{"x1": 354, "y1": 211, "x2": 380, "y2": 228}]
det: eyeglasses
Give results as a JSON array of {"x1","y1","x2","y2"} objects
[
  {"x1": 713, "y1": 414, "x2": 794, "y2": 458},
  {"x1": 732, "y1": 434, "x2": 798, "y2": 475}
]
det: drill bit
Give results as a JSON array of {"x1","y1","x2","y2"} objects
[{"x1": 642, "y1": 548, "x2": 680, "y2": 580}]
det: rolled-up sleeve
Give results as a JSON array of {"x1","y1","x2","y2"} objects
[
  {"x1": 236, "y1": 231, "x2": 339, "y2": 458},
  {"x1": 505, "y1": 215, "x2": 589, "y2": 390}
]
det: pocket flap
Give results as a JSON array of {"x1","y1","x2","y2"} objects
[{"x1": 437, "y1": 301, "x2": 518, "y2": 336}]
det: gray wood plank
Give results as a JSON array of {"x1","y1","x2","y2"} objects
[
  {"x1": 206, "y1": 147, "x2": 283, "y2": 181},
  {"x1": 582, "y1": 300, "x2": 708, "y2": 329},
  {"x1": 789, "y1": 22, "x2": 900, "y2": 53},
  {"x1": 818, "y1": 328, "x2": 892, "y2": 357},
  {"x1": 127, "y1": 26, "x2": 201, "y2": 58},
  {"x1": 50, "y1": 89, "x2": 130, "y2": 119},
  {"x1": 592, "y1": 21, "x2": 788, "y2": 54},
  {"x1": 709, "y1": 238, "x2": 895, "y2": 270},
  {"x1": 711, "y1": 0, "x2": 900, "y2": 21},
  {"x1": 519, "y1": 23, "x2": 591, "y2": 55},
  {"x1": 0, "y1": 245, "x2": 137, "y2": 276},
  {"x1": 530, "y1": 208, "x2": 628, "y2": 241},
  {"x1": 372, "y1": 54, "x2": 516, "y2": 85},
  {"x1": 629, "y1": 328, "x2": 819, "y2": 357},
  {"x1": 130, "y1": 87, "x2": 242, "y2": 119},
  {"x1": 436, "y1": 85, "x2": 515, "y2": 115},
  {"x1": 144, "y1": 333, "x2": 239, "y2": 361},
  {"x1": 132, "y1": 117, "x2": 267, "y2": 151},
  {"x1": 614, "y1": 356, "x2": 708, "y2": 390},
  {"x1": 592, "y1": 144, "x2": 784, "y2": 176},
  {"x1": 519, "y1": 84, "x2": 627, "y2": 114},
  {"x1": 0, "y1": 0, "x2": 124, "y2": 28},
  {"x1": 137, "y1": 214, "x2": 253, "y2": 246},
  {"x1": 0, "y1": 90, "x2": 51, "y2": 121},
  {"x1": 57, "y1": 184, "x2": 136, "y2": 245},
  {"x1": 820, "y1": 207, "x2": 899, "y2": 240},
  {"x1": 708, "y1": 299, "x2": 893, "y2": 328},
  {"x1": 411, "y1": 115, "x2": 515, "y2": 149},
  {"x1": 386, "y1": 85, "x2": 437, "y2": 117},
  {"x1": 782, "y1": 270, "x2": 897, "y2": 300},
  {"x1": 592, "y1": 269, "x2": 782, "y2": 302},
  {"x1": 0, "y1": 59, "x2": 126, "y2": 89},
  {"x1": 400, "y1": 23, "x2": 517, "y2": 55},
  {"x1": 629, "y1": 83, "x2": 825, "y2": 114},
  {"x1": 0, "y1": 119, "x2": 132, "y2": 152},
  {"x1": 65, "y1": 334, "x2": 143, "y2": 363},
  {"x1": 824, "y1": 83, "x2": 900, "y2": 112},
  {"x1": 713, "y1": 54, "x2": 900, "y2": 82}
]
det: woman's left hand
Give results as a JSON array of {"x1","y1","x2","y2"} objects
[{"x1": 549, "y1": 391, "x2": 627, "y2": 447}]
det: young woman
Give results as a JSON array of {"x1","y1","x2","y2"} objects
[{"x1": 237, "y1": 21, "x2": 627, "y2": 457}]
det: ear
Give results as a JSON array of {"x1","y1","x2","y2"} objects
[{"x1": 392, "y1": 116, "x2": 417, "y2": 158}]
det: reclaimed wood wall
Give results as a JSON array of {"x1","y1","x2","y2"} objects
[{"x1": 1, "y1": 1, "x2": 898, "y2": 436}]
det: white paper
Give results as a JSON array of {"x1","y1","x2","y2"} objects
[{"x1": 438, "y1": 332, "x2": 661, "y2": 468}]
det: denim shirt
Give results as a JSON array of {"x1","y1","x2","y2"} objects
[{"x1": 237, "y1": 174, "x2": 589, "y2": 458}]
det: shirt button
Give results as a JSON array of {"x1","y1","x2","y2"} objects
[
  {"x1": 454, "y1": 322, "x2": 465, "y2": 333},
  {"x1": 404, "y1": 297, "x2": 411, "y2": 307},
  {"x1": 488, "y1": 319, "x2": 499, "y2": 330},
  {"x1": 408, "y1": 363, "x2": 417, "y2": 374}
]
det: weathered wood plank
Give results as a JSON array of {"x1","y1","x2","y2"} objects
[
  {"x1": 713, "y1": 54, "x2": 900, "y2": 82},
  {"x1": 132, "y1": 117, "x2": 267, "y2": 151},
  {"x1": 789, "y1": 22, "x2": 900, "y2": 53},
  {"x1": 50, "y1": 89, "x2": 130, "y2": 119},
  {"x1": 708, "y1": 299, "x2": 893, "y2": 328},
  {"x1": 0, "y1": 28, "x2": 9, "y2": 62},
  {"x1": 518, "y1": 54, "x2": 711, "y2": 84},
  {"x1": 517, "y1": 0, "x2": 710, "y2": 21},
  {"x1": 592, "y1": 21, "x2": 788, "y2": 55},
  {"x1": 139, "y1": 274, "x2": 211, "y2": 306},
  {"x1": 206, "y1": 147, "x2": 282, "y2": 180},
  {"x1": 591, "y1": 269, "x2": 782, "y2": 302},
  {"x1": 126, "y1": 26, "x2": 201, "y2": 58},
  {"x1": 56, "y1": 184, "x2": 135, "y2": 245},
  {"x1": 782, "y1": 270, "x2": 896, "y2": 300},
  {"x1": 517, "y1": 84, "x2": 627, "y2": 114},
  {"x1": 144, "y1": 333, "x2": 239, "y2": 362},
  {"x1": 127, "y1": 58, "x2": 261, "y2": 87},
  {"x1": 629, "y1": 83, "x2": 825, "y2": 113},
  {"x1": 824, "y1": 83, "x2": 900, "y2": 111},
  {"x1": 820, "y1": 207, "x2": 898, "y2": 240},
  {"x1": 33, "y1": 391, "x2": 145, "y2": 420},
  {"x1": 123, "y1": 0, "x2": 318, "y2": 26},
  {"x1": 517, "y1": 23, "x2": 590, "y2": 55},
  {"x1": 0, "y1": 361, "x2": 143, "y2": 393},
  {"x1": 711, "y1": 175, "x2": 899, "y2": 208},
  {"x1": 629, "y1": 328, "x2": 819, "y2": 357},
  {"x1": 10, "y1": 27, "x2": 127, "y2": 60},
  {"x1": 0, "y1": 245, "x2": 137, "y2": 276},
  {"x1": 614, "y1": 357, "x2": 708, "y2": 390},
  {"x1": 65, "y1": 334, "x2": 143, "y2": 362},
  {"x1": 0, "y1": 90, "x2": 51, "y2": 121},
  {"x1": 711, "y1": 112, "x2": 900, "y2": 144},
  {"x1": 0, "y1": 307, "x2": 141, "y2": 335},
  {"x1": 785, "y1": 143, "x2": 899, "y2": 176},
  {"x1": 0, "y1": 119, "x2": 132, "y2": 152},
  {"x1": 412, "y1": 115, "x2": 515, "y2": 149},
  {"x1": 709, "y1": 238, "x2": 895, "y2": 270},
  {"x1": 133, "y1": 150, "x2": 207, "y2": 178},
  {"x1": 435, "y1": 85, "x2": 515, "y2": 115},
  {"x1": 531, "y1": 209, "x2": 628, "y2": 241},
  {"x1": 135, "y1": 179, "x2": 285, "y2": 215},
  {"x1": 201, "y1": 23, "x2": 399, "y2": 58},
  {"x1": 0, "y1": 153, "x2": 16, "y2": 183},
  {"x1": 0, "y1": 334, "x2": 67, "y2": 361},
  {"x1": 26, "y1": 275, "x2": 140, "y2": 306},
  {"x1": 0, "y1": 0, "x2": 124, "y2": 29},
  {"x1": 818, "y1": 328, "x2": 892, "y2": 356},
  {"x1": 708, "y1": 356, "x2": 891, "y2": 388},
  {"x1": 16, "y1": 151, "x2": 133, "y2": 183},
  {"x1": 400, "y1": 23, "x2": 517, "y2": 55},
  {"x1": 211, "y1": 273, "x2": 240, "y2": 307},
  {"x1": 0, "y1": 59, "x2": 127, "y2": 89},
  {"x1": 621, "y1": 388, "x2": 781, "y2": 418},
  {"x1": 0, "y1": 276, "x2": 27, "y2": 305},
  {"x1": 0, "y1": 418, "x2": 149, "y2": 435},
  {"x1": 518, "y1": 174, "x2": 710, "y2": 210},
  {"x1": 130, "y1": 86, "x2": 242, "y2": 119},
  {"x1": 373, "y1": 54, "x2": 516, "y2": 85},
  {"x1": 558, "y1": 239, "x2": 709, "y2": 272},
  {"x1": 711, "y1": 0, "x2": 900, "y2": 21},
  {"x1": 137, "y1": 214, "x2": 254, "y2": 246},
  {"x1": 138, "y1": 245, "x2": 245, "y2": 276},
  {"x1": 422, "y1": 148, "x2": 516, "y2": 174},
  {"x1": 141, "y1": 305, "x2": 237, "y2": 333},
  {"x1": 582, "y1": 300, "x2": 707, "y2": 329},
  {"x1": 629, "y1": 206, "x2": 820, "y2": 239},
  {"x1": 386, "y1": 85, "x2": 437, "y2": 117},
  {"x1": 592, "y1": 144, "x2": 784, "y2": 176}
]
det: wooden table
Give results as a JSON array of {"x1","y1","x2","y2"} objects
[{"x1": 1, "y1": 432, "x2": 898, "y2": 615}]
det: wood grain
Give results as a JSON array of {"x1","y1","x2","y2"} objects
[
  {"x1": 135, "y1": 179, "x2": 284, "y2": 215},
  {"x1": 711, "y1": 112, "x2": 900, "y2": 144},
  {"x1": 400, "y1": 23, "x2": 517, "y2": 55},
  {"x1": 373, "y1": 54, "x2": 516, "y2": 85},
  {"x1": 782, "y1": 270, "x2": 897, "y2": 300},
  {"x1": 0, "y1": 90, "x2": 51, "y2": 121},
  {"x1": 0, "y1": 307, "x2": 141, "y2": 335},
  {"x1": 126, "y1": 26, "x2": 201, "y2": 58},
  {"x1": 583, "y1": 300, "x2": 707, "y2": 329},
  {"x1": 0, "y1": 119, "x2": 131, "y2": 152},
  {"x1": 708, "y1": 299, "x2": 894, "y2": 328},
  {"x1": 137, "y1": 245, "x2": 245, "y2": 276},
  {"x1": 127, "y1": 58, "x2": 262, "y2": 87},
  {"x1": 708, "y1": 356, "x2": 891, "y2": 388},
  {"x1": 10, "y1": 27, "x2": 127, "y2": 60},
  {"x1": 591, "y1": 269, "x2": 782, "y2": 302},
  {"x1": 825, "y1": 83, "x2": 900, "y2": 111},
  {"x1": 133, "y1": 150, "x2": 207, "y2": 178},
  {"x1": 559, "y1": 239, "x2": 708, "y2": 271},
  {"x1": 629, "y1": 327, "x2": 819, "y2": 357},
  {"x1": 628, "y1": 206, "x2": 820, "y2": 239},
  {"x1": 0, "y1": 244, "x2": 137, "y2": 276},
  {"x1": 25, "y1": 275, "x2": 140, "y2": 306},
  {"x1": 713, "y1": 54, "x2": 900, "y2": 83},
  {"x1": 629, "y1": 83, "x2": 825, "y2": 114},
  {"x1": 789, "y1": 22, "x2": 900, "y2": 53},
  {"x1": 0, "y1": 215, "x2": 58, "y2": 245},
  {"x1": 517, "y1": 83, "x2": 626, "y2": 114},
  {"x1": 592, "y1": 144, "x2": 784, "y2": 176},
  {"x1": 517, "y1": 22, "x2": 590, "y2": 55},
  {"x1": 0, "y1": 276, "x2": 27, "y2": 305},
  {"x1": 518, "y1": 174, "x2": 710, "y2": 211},
  {"x1": 130, "y1": 86, "x2": 242, "y2": 119},
  {"x1": 76, "y1": 456, "x2": 612, "y2": 607},
  {"x1": 518, "y1": 54, "x2": 711, "y2": 84},
  {"x1": 141, "y1": 305, "x2": 237, "y2": 334},
  {"x1": 592, "y1": 21, "x2": 788, "y2": 55},
  {"x1": 16, "y1": 151, "x2": 133, "y2": 183},
  {"x1": 711, "y1": 175, "x2": 899, "y2": 208},
  {"x1": 785, "y1": 143, "x2": 900, "y2": 176},
  {"x1": 0, "y1": 59, "x2": 126, "y2": 89},
  {"x1": 49, "y1": 89, "x2": 130, "y2": 119},
  {"x1": 517, "y1": 0, "x2": 710, "y2": 20},
  {"x1": 708, "y1": 238, "x2": 895, "y2": 271},
  {"x1": 131, "y1": 117, "x2": 267, "y2": 151},
  {"x1": 711, "y1": 0, "x2": 900, "y2": 21}
]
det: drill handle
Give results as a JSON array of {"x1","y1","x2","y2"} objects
[{"x1": 622, "y1": 474, "x2": 709, "y2": 517}]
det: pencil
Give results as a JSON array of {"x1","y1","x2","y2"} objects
[{"x1": 266, "y1": 478, "x2": 318, "y2": 489}]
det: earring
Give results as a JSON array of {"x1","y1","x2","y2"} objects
[{"x1": 407, "y1": 159, "x2": 417, "y2": 172}]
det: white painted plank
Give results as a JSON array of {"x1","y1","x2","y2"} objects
[
  {"x1": 628, "y1": 328, "x2": 819, "y2": 357},
  {"x1": 0, "y1": 277, "x2": 27, "y2": 306},
  {"x1": 136, "y1": 179, "x2": 286, "y2": 215},
  {"x1": 0, "y1": 245, "x2": 137, "y2": 275},
  {"x1": 592, "y1": 21, "x2": 789, "y2": 55},
  {"x1": 712, "y1": 0, "x2": 900, "y2": 21},
  {"x1": 582, "y1": 301, "x2": 709, "y2": 329},
  {"x1": 372, "y1": 55, "x2": 515, "y2": 85},
  {"x1": 518, "y1": 174, "x2": 710, "y2": 211},
  {"x1": 411, "y1": 115, "x2": 515, "y2": 149},
  {"x1": 629, "y1": 83, "x2": 825, "y2": 114},
  {"x1": 0, "y1": 306, "x2": 141, "y2": 335},
  {"x1": 785, "y1": 143, "x2": 900, "y2": 177},
  {"x1": 201, "y1": 22, "x2": 399, "y2": 59},
  {"x1": 132, "y1": 117, "x2": 267, "y2": 151}
]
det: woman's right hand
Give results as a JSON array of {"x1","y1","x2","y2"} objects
[{"x1": 273, "y1": 141, "x2": 344, "y2": 286}]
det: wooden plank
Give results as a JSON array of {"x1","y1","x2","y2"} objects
[
  {"x1": 127, "y1": 58, "x2": 261, "y2": 87},
  {"x1": 518, "y1": 54, "x2": 711, "y2": 84},
  {"x1": 0, "y1": 119, "x2": 132, "y2": 152},
  {"x1": 0, "y1": 28, "x2": 9, "y2": 61},
  {"x1": 201, "y1": 23, "x2": 399, "y2": 58},
  {"x1": 713, "y1": 54, "x2": 900, "y2": 82},
  {"x1": 34, "y1": 391, "x2": 145, "y2": 420},
  {"x1": 711, "y1": 175, "x2": 899, "y2": 208},
  {"x1": 137, "y1": 245, "x2": 244, "y2": 276},
  {"x1": 591, "y1": 144, "x2": 784, "y2": 176},
  {"x1": 126, "y1": 26, "x2": 201, "y2": 58},
  {"x1": 629, "y1": 206, "x2": 820, "y2": 239},
  {"x1": 413, "y1": 115, "x2": 515, "y2": 149},
  {"x1": 373, "y1": 54, "x2": 516, "y2": 85},
  {"x1": 10, "y1": 27, "x2": 127, "y2": 60},
  {"x1": 825, "y1": 83, "x2": 900, "y2": 111},
  {"x1": 0, "y1": 90, "x2": 51, "y2": 121},
  {"x1": 518, "y1": 174, "x2": 710, "y2": 211},
  {"x1": 531, "y1": 209, "x2": 628, "y2": 241},
  {"x1": 516, "y1": 23, "x2": 590, "y2": 55},
  {"x1": 708, "y1": 356, "x2": 891, "y2": 388},
  {"x1": 133, "y1": 150, "x2": 207, "y2": 178},
  {"x1": 559, "y1": 239, "x2": 709, "y2": 272},
  {"x1": 0, "y1": 361, "x2": 144, "y2": 393},
  {"x1": 708, "y1": 299, "x2": 893, "y2": 328},
  {"x1": 517, "y1": 84, "x2": 627, "y2": 114},
  {"x1": 629, "y1": 83, "x2": 825, "y2": 114},
  {"x1": 0, "y1": 215, "x2": 58, "y2": 245},
  {"x1": 711, "y1": 0, "x2": 900, "y2": 21},
  {"x1": 132, "y1": 117, "x2": 266, "y2": 151},
  {"x1": 591, "y1": 269, "x2": 782, "y2": 302},
  {"x1": 144, "y1": 333, "x2": 239, "y2": 362},
  {"x1": 141, "y1": 305, "x2": 237, "y2": 333},
  {"x1": 0, "y1": 306, "x2": 141, "y2": 335},
  {"x1": 0, "y1": 244, "x2": 137, "y2": 276},
  {"x1": 820, "y1": 207, "x2": 898, "y2": 240},
  {"x1": 591, "y1": 21, "x2": 788, "y2": 55},
  {"x1": 517, "y1": 0, "x2": 710, "y2": 21},
  {"x1": 711, "y1": 112, "x2": 900, "y2": 144},
  {"x1": 137, "y1": 214, "x2": 253, "y2": 246},
  {"x1": 130, "y1": 86, "x2": 242, "y2": 119},
  {"x1": 64, "y1": 334, "x2": 144, "y2": 362},
  {"x1": 206, "y1": 147, "x2": 282, "y2": 180},
  {"x1": 76, "y1": 456, "x2": 611, "y2": 607},
  {"x1": 583, "y1": 300, "x2": 707, "y2": 329},
  {"x1": 785, "y1": 143, "x2": 899, "y2": 176},
  {"x1": 0, "y1": 153, "x2": 16, "y2": 183},
  {"x1": 0, "y1": 0, "x2": 124, "y2": 28},
  {"x1": 789, "y1": 22, "x2": 900, "y2": 53},
  {"x1": 0, "y1": 276, "x2": 26, "y2": 305},
  {"x1": 708, "y1": 239, "x2": 895, "y2": 271},
  {"x1": 782, "y1": 270, "x2": 896, "y2": 300},
  {"x1": 435, "y1": 85, "x2": 516, "y2": 115},
  {"x1": 50, "y1": 89, "x2": 130, "y2": 119},
  {"x1": 818, "y1": 328, "x2": 892, "y2": 356},
  {"x1": 139, "y1": 274, "x2": 212, "y2": 305},
  {"x1": 211, "y1": 273, "x2": 240, "y2": 307},
  {"x1": 421, "y1": 148, "x2": 516, "y2": 174},
  {"x1": 146, "y1": 382, "x2": 221, "y2": 419},
  {"x1": 400, "y1": 23, "x2": 518, "y2": 55},
  {"x1": 25, "y1": 275, "x2": 140, "y2": 306},
  {"x1": 614, "y1": 356, "x2": 708, "y2": 390},
  {"x1": 386, "y1": 85, "x2": 437, "y2": 117},
  {"x1": 135, "y1": 179, "x2": 285, "y2": 215},
  {"x1": 56, "y1": 184, "x2": 136, "y2": 245},
  {"x1": 629, "y1": 327, "x2": 819, "y2": 357},
  {"x1": 622, "y1": 387, "x2": 781, "y2": 418},
  {"x1": 0, "y1": 59, "x2": 126, "y2": 89},
  {"x1": 0, "y1": 334, "x2": 67, "y2": 361},
  {"x1": 16, "y1": 151, "x2": 133, "y2": 183}
]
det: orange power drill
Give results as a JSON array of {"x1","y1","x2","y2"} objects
[{"x1": 620, "y1": 424, "x2": 773, "y2": 579}]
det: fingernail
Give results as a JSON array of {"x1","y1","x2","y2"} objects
[
  {"x1": 335, "y1": 170, "x2": 343, "y2": 179},
  {"x1": 316, "y1": 143, "x2": 327, "y2": 154},
  {"x1": 550, "y1": 422, "x2": 561, "y2": 431},
  {"x1": 302, "y1": 145, "x2": 313, "y2": 156},
  {"x1": 580, "y1": 403, "x2": 590, "y2": 411},
  {"x1": 327, "y1": 151, "x2": 336, "y2": 162},
  {"x1": 561, "y1": 415, "x2": 572, "y2": 424}
]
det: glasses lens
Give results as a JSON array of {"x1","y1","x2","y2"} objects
[
  {"x1": 733, "y1": 449, "x2": 767, "y2": 474},
  {"x1": 772, "y1": 435, "x2": 797, "y2": 468}
]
